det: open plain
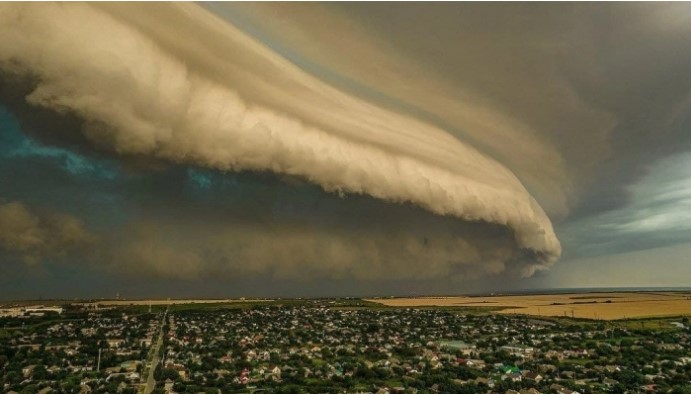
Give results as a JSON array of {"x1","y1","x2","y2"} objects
[
  {"x1": 367, "y1": 291, "x2": 691, "y2": 320},
  {"x1": 94, "y1": 298, "x2": 269, "y2": 306}
]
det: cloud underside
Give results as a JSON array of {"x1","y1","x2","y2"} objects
[
  {"x1": 0, "y1": 200, "x2": 93, "y2": 266},
  {"x1": 0, "y1": 3, "x2": 560, "y2": 281},
  {"x1": 114, "y1": 214, "x2": 539, "y2": 281}
]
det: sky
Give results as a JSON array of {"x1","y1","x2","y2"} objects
[{"x1": 1, "y1": 3, "x2": 691, "y2": 299}]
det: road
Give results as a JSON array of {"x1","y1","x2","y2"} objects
[{"x1": 143, "y1": 307, "x2": 167, "y2": 394}]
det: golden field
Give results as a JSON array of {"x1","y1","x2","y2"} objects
[{"x1": 367, "y1": 292, "x2": 691, "y2": 320}]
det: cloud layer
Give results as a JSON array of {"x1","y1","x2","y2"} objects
[
  {"x1": 220, "y1": 2, "x2": 691, "y2": 220},
  {"x1": 3, "y1": 3, "x2": 691, "y2": 295},
  {"x1": 0, "y1": 3, "x2": 561, "y2": 281},
  {"x1": 0, "y1": 200, "x2": 93, "y2": 265}
]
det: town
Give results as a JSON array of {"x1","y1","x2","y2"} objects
[{"x1": 1, "y1": 299, "x2": 691, "y2": 394}]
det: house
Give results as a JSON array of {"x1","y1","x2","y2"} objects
[
  {"x1": 164, "y1": 379, "x2": 174, "y2": 393},
  {"x1": 504, "y1": 372, "x2": 522, "y2": 382},
  {"x1": 466, "y1": 359, "x2": 486, "y2": 369},
  {"x1": 106, "y1": 338, "x2": 125, "y2": 348},
  {"x1": 523, "y1": 371, "x2": 543, "y2": 383},
  {"x1": 271, "y1": 365, "x2": 281, "y2": 381},
  {"x1": 520, "y1": 389, "x2": 542, "y2": 394},
  {"x1": 550, "y1": 384, "x2": 580, "y2": 394},
  {"x1": 439, "y1": 340, "x2": 476, "y2": 354},
  {"x1": 501, "y1": 345, "x2": 534, "y2": 357},
  {"x1": 47, "y1": 365, "x2": 62, "y2": 374},
  {"x1": 502, "y1": 365, "x2": 521, "y2": 374},
  {"x1": 22, "y1": 365, "x2": 36, "y2": 378},
  {"x1": 475, "y1": 377, "x2": 496, "y2": 388}
]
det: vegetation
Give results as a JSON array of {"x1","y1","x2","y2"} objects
[{"x1": 1, "y1": 297, "x2": 690, "y2": 393}]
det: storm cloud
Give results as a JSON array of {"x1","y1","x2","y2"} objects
[
  {"x1": 1, "y1": 2, "x2": 691, "y2": 296},
  {"x1": 0, "y1": 3, "x2": 560, "y2": 283},
  {"x1": 0, "y1": 200, "x2": 93, "y2": 265}
]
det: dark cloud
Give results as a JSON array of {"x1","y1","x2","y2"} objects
[
  {"x1": 2, "y1": 2, "x2": 691, "y2": 296},
  {"x1": 0, "y1": 106, "x2": 546, "y2": 292},
  {"x1": 0, "y1": 200, "x2": 94, "y2": 266},
  {"x1": 223, "y1": 2, "x2": 691, "y2": 220},
  {"x1": 0, "y1": 2, "x2": 562, "y2": 296},
  {"x1": 105, "y1": 169, "x2": 536, "y2": 282}
]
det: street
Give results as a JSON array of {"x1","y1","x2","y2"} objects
[{"x1": 143, "y1": 307, "x2": 167, "y2": 394}]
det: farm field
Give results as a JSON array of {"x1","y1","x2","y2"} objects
[
  {"x1": 367, "y1": 291, "x2": 691, "y2": 320},
  {"x1": 95, "y1": 298, "x2": 273, "y2": 306}
]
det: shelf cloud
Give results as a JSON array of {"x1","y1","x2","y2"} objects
[
  {"x1": 0, "y1": 3, "x2": 560, "y2": 282},
  {"x1": 5, "y1": 2, "x2": 691, "y2": 295}
]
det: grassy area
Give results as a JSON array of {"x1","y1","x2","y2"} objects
[
  {"x1": 610, "y1": 317, "x2": 686, "y2": 331},
  {"x1": 385, "y1": 379, "x2": 404, "y2": 387},
  {"x1": 118, "y1": 302, "x2": 260, "y2": 313},
  {"x1": 560, "y1": 358, "x2": 593, "y2": 365},
  {"x1": 0, "y1": 328, "x2": 20, "y2": 338},
  {"x1": 1, "y1": 317, "x2": 84, "y2": 333},
  {"x1": 119, "y1": 298, "x2": 382, "y2": 313},
  {"x1": 311, "y1": 359, "x2": 327, "y2": 367},
  {"x1": 0, "y1": 300, "x2": 74, "y2": 308},
  {"x1": 115, "y1": 299, "x2": 525, "y2": 317}
]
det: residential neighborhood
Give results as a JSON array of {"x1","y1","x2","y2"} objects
[{"x1": 1, "y1": 300, "x2": 691, "y2": 394}]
